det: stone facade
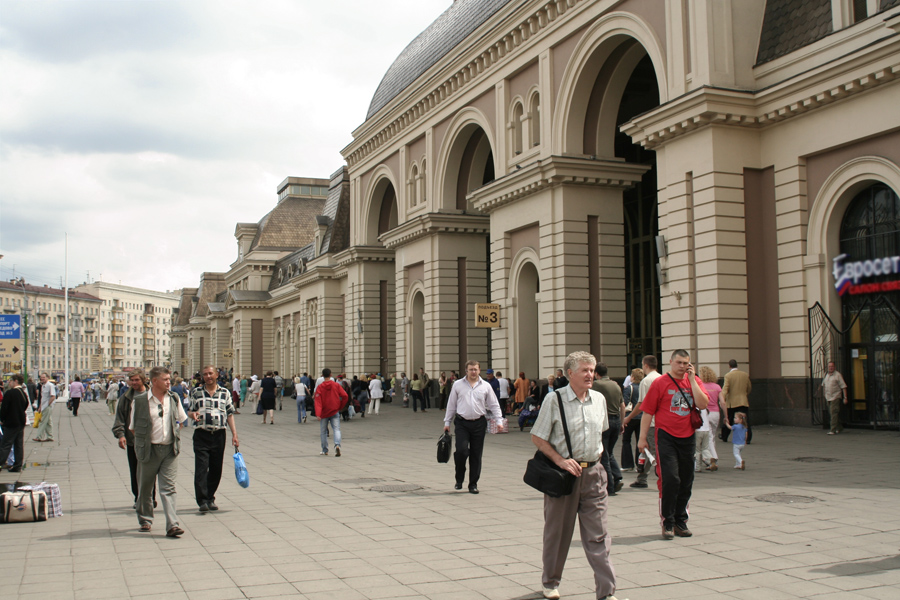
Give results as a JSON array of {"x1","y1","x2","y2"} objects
[{"x1": 176, "y1": 0, "x2": 900, "y2": 426}]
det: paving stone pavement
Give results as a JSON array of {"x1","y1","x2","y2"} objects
[{"x1": 2, "y1": 399, "x2": 899, "y2": 600}]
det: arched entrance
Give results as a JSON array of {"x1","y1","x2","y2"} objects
[
  {"x1": 515, "y1": 261, "x2": 540, "y2": 379},
  {"x1": 410, "y1": 291, "x2": 425, "y2": 374},
  {"x1": 438, "y1": 115, "x2": 496, "y2": 212},
  {"x1": 296, "y1": 325, "x2": 303, "y2": 375},
  {"x1": 364, "y1": 174, "x2": 399, "y2": 245},
  {"x1": 839, "y1": 183, "x2": 900, "y2": 428},
  {"x1": 616, "y1": 54, "x2": 662, "y2": 370},
  {"x1": 561, "y1": 27, "x2": 664, "y2": 370}
]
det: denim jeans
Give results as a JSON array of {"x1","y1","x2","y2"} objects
[
  {"x1": 297, "y1": 397, "x2": 307, "y2": 422},
  {"x1": 320, "y1": 415, "x2": 341, "y2": 452}
]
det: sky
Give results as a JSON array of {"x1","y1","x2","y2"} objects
[{"x1": 0, "y1": 0, "x2": 452, "y2": 293}]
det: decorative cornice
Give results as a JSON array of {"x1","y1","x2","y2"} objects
[
  {"x1": 343, "y1": 0, "x2": 589, "y2": 168},
  {"x1": 380, "y1": 213, "x2": 491, "y2": 249},
  {"x1": 623, "y1": 60, "x2": 900, "y2": 150},
  {"x1": 293, "y1": 265, "x2": 339, "y2": 288},
  {"x1": 470, "y1": 155, "x2": 648, "y2": 213},
  {"x1": 334, "y1": 247, "x2": 396, "y2": 267}
]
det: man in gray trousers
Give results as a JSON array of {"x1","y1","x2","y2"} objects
[
  {"x1": 531, "y1": 351, "x2": 623, "y2": 600},
  {"x1": 130, "y1": 366, "x2": 188, "y2": 537}
]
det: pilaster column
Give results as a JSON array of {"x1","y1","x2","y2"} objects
[{"x1": 774, "y1": 162, "x2": 809, "y2": 377}]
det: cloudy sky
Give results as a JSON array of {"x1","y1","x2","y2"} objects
[{"x1": 0, "y1": 0, "x2": 450, "y2": 292}]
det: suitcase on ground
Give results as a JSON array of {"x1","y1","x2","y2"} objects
[{"x1": 1, "y1": 490, "x2": 49, "y2": 523}]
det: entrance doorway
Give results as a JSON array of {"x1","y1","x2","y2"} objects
[
  {"x1": 411, "y1": 292, "x2": 425, "y2": 373},
  {"x1": 515, "y1": 262, "x2": 540, "y2": 379},
  {"x1": 839, "y1": 183, "x2": 900, "y2": 428}
]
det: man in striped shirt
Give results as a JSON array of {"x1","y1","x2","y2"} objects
[{"x1": 188, "y1": 365, "x2": 240, "y2": 512}]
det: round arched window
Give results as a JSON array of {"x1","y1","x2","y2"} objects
[{"x1": 840, "y1": 183, "x2": 900, "y2": 259}]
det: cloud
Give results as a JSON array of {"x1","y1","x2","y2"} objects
[{"x1": 0, "y1": 0, "x2": 453, "y2": 291}]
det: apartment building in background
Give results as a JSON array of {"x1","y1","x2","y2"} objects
[{"x1": 74, "y1": 282, "x2": 181, "y2": 371}]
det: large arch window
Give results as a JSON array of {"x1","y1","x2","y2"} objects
[{"x1": 840, "y1": 183, "x2": 900, "y2": 260}]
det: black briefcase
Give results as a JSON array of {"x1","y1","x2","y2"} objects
[{"x1": 436, "y1": 432, "x2": 452, "y2": 463}]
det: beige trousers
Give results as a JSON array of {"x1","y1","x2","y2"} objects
[{"x1": 542, "y1": 463, "x2": 616, "y2": 598}]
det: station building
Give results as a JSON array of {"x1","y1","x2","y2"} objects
[{"x1": 179, "y1": 0, "x2": 900, "y2": 428}]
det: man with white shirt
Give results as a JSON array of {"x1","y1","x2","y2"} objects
[
  {"x1": 130, "y1": 366, "x2": 188, "y2": 537},
  {"x1": 625, "y1": 355, "x2": 661, "y2": 489},
  {"x1": 496, "y1": 371, "x2": 511, "y2": 416},
  {"x1": 442, "y1": 360, "x2": 503, "y2": 494},
  {"x1": 33, "y1": 372, "x2": 57, "y2": 442},
  {"x1": 531, "y1": 351, "x2": 622, "y2": 600}
]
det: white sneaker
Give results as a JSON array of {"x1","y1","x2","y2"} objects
[{"x1": 542, "y1": 587, "x2": 560, "y2": 599}]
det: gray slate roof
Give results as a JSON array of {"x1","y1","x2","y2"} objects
[
  {"x1": 229, "y1": 290, "x2": 272, "y2": 303},
  {"x1": 267, "y1": 167, "x2": 350, "y2": 292},
  {"x1": 366, "y1": 0, "x2": 513, "y2": 120},
  {"x1": 248, "y1": 196, "x2": 326, "y2": 253},
  {"x1": 757, "y1": 0, "x2": 900, "y2": 65}
]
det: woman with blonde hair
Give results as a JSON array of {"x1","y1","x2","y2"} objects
[{"x1": 699, "y1": 366, "x2": 722, "y2": 471}]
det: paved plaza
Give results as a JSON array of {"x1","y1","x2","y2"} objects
[{"x1": 2, "y1": 398, "x2": 899, "y2": 600}]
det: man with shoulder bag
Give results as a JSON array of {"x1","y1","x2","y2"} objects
[{"x1": 530, "y1": 351, "x2": 624, "y2": 600}]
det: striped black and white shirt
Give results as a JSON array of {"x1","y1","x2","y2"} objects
[{"x1": 189, "y1": 385, "x2": 234, "y2": 431}]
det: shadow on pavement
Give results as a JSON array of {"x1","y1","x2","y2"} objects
[
  {"x1": 39, "y1": 528, "x2": 145, "y2": 541},
  {"x1": 810, "y1": 555, "x2": 900, "y2": 576}
]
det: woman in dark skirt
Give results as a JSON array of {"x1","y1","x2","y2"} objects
[{"x1": 260, "y1": 371, "x2": 278, "y2": 424}]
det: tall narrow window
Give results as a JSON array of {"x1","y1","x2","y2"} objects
[
  {"x1": 511, "y1": 101, "x2": 524, "y2": 155},
  {"x1": 408, "y1": 163, "x2": 419, "y2": 207},
  {"x1": 529, "y1": 93, "x2": 541, "y2": 147}
]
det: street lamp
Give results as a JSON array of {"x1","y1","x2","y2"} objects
[{"x1": 14, "y1": 277, "x2": 30, "y2": 380}]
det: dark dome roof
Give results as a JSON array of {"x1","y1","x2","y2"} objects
[{"x1": 366, "y1": 0, "x2": 514, "y2": 120}]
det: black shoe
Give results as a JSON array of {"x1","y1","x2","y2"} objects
[
  {"x1": 454, "y1": 482, "x2": 462, "y2": 490},
  {"x1": 608, "y1": 491, "x2": 617, "y2": 496},
  {"x1": 153, "y1": 500, "x2": 158, "y2": 508},
  {"x1": 674, "y1": 523, "x2": 692, "y2": 537},
  {"x1": 8, "y1": 467, "x2": 21, "y2": 473},
  {"x1": 468, "y1": 485, "x2": 479, "y2": 494},
  {"x1": 208, "y1": 501, "x2": 218, "y2": 511},
  {"x1": 630, "y1": 481, "x2": 648, "y2": 488},
  {"x1": 199, "y1": 502, "x2": 210, "y2": 513},
  {"x1": 615, "y1": 480, "x2": 624, "y2": 493}
]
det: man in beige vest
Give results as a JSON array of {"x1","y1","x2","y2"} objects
[
  {"x1": 722, "y1": 360, "x2": 752, "y2": 443},
  {"x1": 130, "y1": 366, "x2": 188, "y2": 537}
]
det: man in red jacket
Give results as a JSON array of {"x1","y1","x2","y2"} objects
[{"x1": 314, "y1": 368, "x2": 348, "y2": 457}]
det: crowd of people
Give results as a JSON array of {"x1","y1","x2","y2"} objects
[{"x1": 0, "y1": 353, "x2": 849, "y2": 600}]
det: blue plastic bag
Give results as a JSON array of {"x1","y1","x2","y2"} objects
[{"x1": 234, "y1": 451, "x2": 250, "y2": 488}]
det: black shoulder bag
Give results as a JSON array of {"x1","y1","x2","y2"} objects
[
  {"x1": 668, "y1": 374, "x2": 703, "y2": 430},
  {"x1": 523, "y1": 391, "x2": 576, "y2": 497}
]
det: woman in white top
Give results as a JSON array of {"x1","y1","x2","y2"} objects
[
  {"x1": 294, "y1": 375, "x2": 310, "y2": 423},
  {"x1": 367, "y1": 375, "x2": 383, "y2": 416},
  {"x1": 249, "y1": 375, "x2": 261, "y2": 405}
]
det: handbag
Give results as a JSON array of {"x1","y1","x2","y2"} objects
[
  {"x1": 436, "y1": 431, "x2": 452, "y2": 463},
  {"x1": 17, "y1": 483, "x2": 63, "y2": 518},
  {"x1": 523, "y1": 392, "x2": 576, "y2": 497},
  {"x1": 1, "y1": 490, "x2": 49, "y2": 523},
  {"x1": 668, "y1": 374, "x2": 703, "y2": 430},
  {"x1": 32, "y1": 411, "x2": 42, "y2": 428},
  {"x1": 488, "y1": 417, "x2": 509, "y2": 434},
  {"x1": 234, "y1": 450, "x2": 250, "y2": 488}
]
